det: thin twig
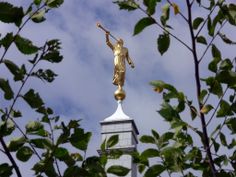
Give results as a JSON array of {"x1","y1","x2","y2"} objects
[
  {"x1": 138, "y1": 7, "x2": 192, "y2": 52},
  {"x1": 206, "y1": 87, "x2": 229, "y2": 127},
  {"x1": 199, "y1": 20, "x2": 227, "y2": 63},
  {"x1": 195, "y1": 4, "x2": 218, "y2": 38}
]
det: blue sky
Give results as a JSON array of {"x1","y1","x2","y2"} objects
[{"x1": 1, "y1": 0, "x2": 236, "y2": 176}]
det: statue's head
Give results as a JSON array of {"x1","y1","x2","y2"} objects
[{"x1": 117, "y1": 38, "x2": 124, "y2": 46}]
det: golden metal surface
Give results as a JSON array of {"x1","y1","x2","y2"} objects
[{"x1": 97, "y1": 23, "x2": 134, "y2": 100}]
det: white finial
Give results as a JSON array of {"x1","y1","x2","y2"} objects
[{"x1": 103, "y1": 100, "x2": 131, "y2": 121}]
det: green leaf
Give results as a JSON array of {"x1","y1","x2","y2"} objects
[
  {"x1": 16, "y1": 146, "x2": 33, "y2": 162},
  {"x1": 207, "y1": 17, "x2": 215, "y2": 36},
  {"x1": 140, "y1": 135, "x2": 155, "y2": 144},
  {"x1": 211, "y1": 138, "x2": 220, "y2": 153},
  {"x1": 23, "y1": 89, "x2": 44, "y2": 109},
  {"x1": 113, "y1": 0, "x2": 139, "y2": 11},
  {"x1": 161, "y1": 4, "x2": 170, "y2": 26},
  {"x1": 107, "y1": 134, "x2": 119, "y2": 148},
  {"x1": 228, "y1": 3, "x2": 236, "y2": 25},
  {"x1": 216, "y1": 70, "x2": 236, "y2": 87},
  {"x1": 8, "y1": 137, "x2": 26, "y2": 152},
  {"x1": 202, "y1": 77, "x2": 223, "y2": 98},
  {"x1": 30, "y1": 138, "x2": 53, "y2": 149},
  {"x1": 157, "y1": 33, "x2": 170, "y2": 55},
  {"x1": 141, "y1": 148, "x2": 159, "y2": 158},
  {"x1": 34, "y1": 0, "x2": 42, "y2": 5},
  {"x1": 200, "y1": 104, "x2": 214, "y2": 114},
  {"x1": 219, "y1": 59, "x2": 233, "y2": 71},
  {"x1": 158, "y1": 132, "x2": 174, "y2": 148},
  {"x1": 46, "y1": 0, "x2": 64, "y2": 8},
  {"x1": 199, "y1": 89, "x2": 208, "y2": 103},
  {"x1": 0, "y1": 78, "x2": 14, "y2": 100},
  {"x1": 107, "y1": 165, "x2": 130, "y2": 176},
  {"x1": 219, "y1": 132, "x2": 227, "y2": 146},
  {"x1": 0, "y1": 2, "x2": 24, "y2": 27},
  {"x1": 151, "y1": 129, "x2": 159, "y2": 140},
  {"x1": 158, "y1": 102, "x2": 180, "y2": 121},
  {"x1": 31, "y1": 10, "x2": 46, "y2": 23},
  {"x1": 217, "y1": 100, "x2": 233, "y2": 117},
  {"x1": 144, "y1": 0, "x2": 158, "y2": 15},
  {"x1": 196, "y1": 36, "x2": 207, "y2": 45},
  {"x1": 0, "y1": 120, "x2": 15, "y2": 136},
  {"x1": 133, "y1": 17, "x2": 155, "y2": 35},
  {"x1": 25, "y1": 121, "x2": 43, "y2": 133},
  {"x1": 70, "y1": 128, "x2": 92, "y2": 151},
  {"x1": 226, "y1": 118, "x2": 236, "y2": 134},
  {"x1": 211, "y1": 44, "x2": 221, "y2": 59},
  {"x1": 208, "y1": 57, "x2": 221, "y2": 73},
  {"x1": 0, "y1": 163, "x2": 13, "y2": 177},
  {"x1": 144, "y1": 164, "x2": 165, "y2": 177},
  {"x1": 54, "y1": 147, "x2": 70, "y2": 160},
  {"x1": 14, "y1": 35, "x2": 39, "y2": 55},
  {"x1": 4, "y1": 60, "x2": 25, "y2": 81},
  {"x1": 43, "y1": 51, "x2": 63, "y2": 63},
  {"x1": 193, "y1": 17, "x2": 204, "y2": 29},
  {"x1": 0, "y1": 33, "x2": 14, "y2": 49}
]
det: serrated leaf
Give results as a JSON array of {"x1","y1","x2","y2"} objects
[
  {"x1": 16, "y1": 146, "x2": 33, "y2": 162},
  {"x1": 23, "y1": 89, "x2": 44, "y2": 109},
  {"x1": 157, "y1": 33, "x2": 170, "y2": 55},
  {"x1": 197, "y1": 36, "x2": 207, "y2": 45},
  {"x1": 15, "y1": 35, "x2": 39, "y2": 55},
  {"x1": 107, "y1": 165, "x2": 130, "y2": 176},
  {"x1": 70, "y1": 128, "x2": 91, "y2": 151},
  {"x1": 144, "y1": 164, "x2": 165, "y2": 177},
  {"x1": 0, "y1": 33, "x2": 14, "y2": 49},
  {"x1": 0, "y1": 78, "x2": 14, "y2": 100},
  {"x1": 0, "y1": 2, "x2": 24, "y2": 27},
  {"x1": 107, "y1": 134, "x2": 119, "y2": 148},
  {"x1": 43, "y1": 51, "x2": 63, "y2": 63},
  {"x1": 4, "y1": 60, "x2": 25, "y2": 81},
  {"x1": 193, "y1": 17, "x2": 204, "y2": 29},
  {"x1": 133, "y1": 17, "x2": 155, "y2": 35}
]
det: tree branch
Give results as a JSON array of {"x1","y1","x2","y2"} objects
[
  {"x1": 0, "y1": 137, "x2": 22, "y2": 177},
  {"x1": 185, "y1": 0, "x2": 217, "y2": 176}
]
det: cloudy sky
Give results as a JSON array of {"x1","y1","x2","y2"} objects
[{"x1": 1, "y1": 0, "x2": 236, "y2": 176}]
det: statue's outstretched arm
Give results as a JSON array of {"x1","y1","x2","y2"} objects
[{"x1": 106, "y1": 32, "x2": 114, "y2": 50}]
